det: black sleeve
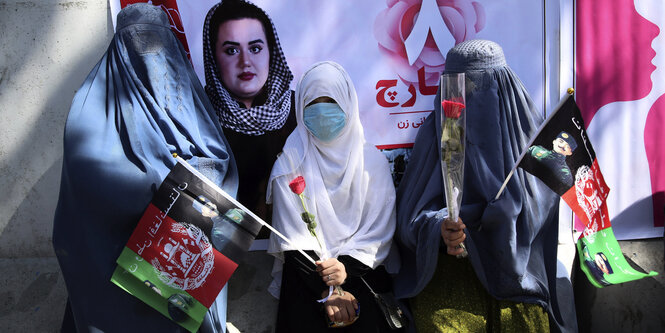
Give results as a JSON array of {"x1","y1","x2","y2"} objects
[
  {"x1": 283, "y1": 251, "x2": 373, "y2": 295},
  {"x1": 283, "y1": 250, "x2": 326, "y2": 297},
  {"x1": 337, "y1": 255, "x2": 371, "y2": 278}
]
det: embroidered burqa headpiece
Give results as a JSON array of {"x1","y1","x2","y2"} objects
[
  {"x1": 203, "y1": 0, "x2": 293, "y2": 135},
  {"x1": 52, "y1": 4, "x2": 237, "y2": 332},
  {"x1": 267, "y1": 61, "x2": 397, "y2": 271},
  {"x1": 393, "y1": 40, "x2": 577, "y2": 332}
]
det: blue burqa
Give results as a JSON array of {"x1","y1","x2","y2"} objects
[
  {"x1": 52, "y1": 4, "x2": 237, "y2": 332},
  {"x1": 393, "y1": 40, "x2": 577, "y2": 332}
]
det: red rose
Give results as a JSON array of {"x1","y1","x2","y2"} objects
[
  {"x1": 289, "y1": 176, "x2": 306, "y2": 195},
  {"x1": 442, "y1": 100, "x2": 465, "y2": 119}
]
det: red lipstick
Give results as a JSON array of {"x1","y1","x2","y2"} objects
[{"x1": 238, "y1": 72, "x2": 255, "y2": 80}]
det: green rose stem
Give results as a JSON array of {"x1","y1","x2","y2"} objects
[
  {"x1": 289, "y1": 175, "x2": 335, "y2": 302},
  {"x1": 289, "y1": 176, "x2": 325, "y2": 253},
  {"x1": 298, "y1": 193, "x2": 323, "y2": 251}
]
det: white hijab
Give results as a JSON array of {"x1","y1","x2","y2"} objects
[{"x1": 267, "y1": 61, "x2": 396, "y2": 271}]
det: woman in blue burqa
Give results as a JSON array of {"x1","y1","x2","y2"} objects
[
  {"x1": 393, "y1": 40, "x2": 577, "y2": 332},
  {"x1": 52, "y1": 4, "x2": 237, "y2": 332}
]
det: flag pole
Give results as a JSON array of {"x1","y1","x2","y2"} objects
[
  {"x1": 173, "y1": 154, "x2": 318, "y2": 265},
  {"x1": 494, "y1": 88, "x2": 575, "y2": 200}
]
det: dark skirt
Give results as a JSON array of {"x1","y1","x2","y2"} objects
[{"x1": 275, "y1": 252, "x2": 401, "y2": 333}]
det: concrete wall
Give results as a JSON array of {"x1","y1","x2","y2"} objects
[
  {"x1": 574, "y1": 239, "x2": 665, "y2": 332},
  {"x1": 0, "y1": 1, "x2": 112, "y2": 331},
  {"x1": 0, "y1": 0, "x2": 112, "y2": 258},
  {"x1": 0, "y1": 1, "x2": 662, "y2": 332}
]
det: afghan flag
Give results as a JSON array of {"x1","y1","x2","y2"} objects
[
  {"x1": 111, "y1": 158, "x2": 262, "y2": 332},
  {"x1": 504, "y1": 93, "x2": 658, "y2": 288}
]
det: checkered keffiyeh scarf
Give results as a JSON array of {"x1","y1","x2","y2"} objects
[{"x1": 203, "y1": 0, "x2": 293, "y2": 135}]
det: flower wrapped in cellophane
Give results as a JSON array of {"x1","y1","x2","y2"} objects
[{"x1": 440, "y1": 73, "x2": 468, "y2": 258}]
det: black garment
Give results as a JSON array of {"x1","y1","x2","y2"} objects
[
  {"x1": 223, "y1": 95, "x2": 296, "y2": 232},
  {"x1": 275, "y1": 251, "x2": 400, "y2": 333}
]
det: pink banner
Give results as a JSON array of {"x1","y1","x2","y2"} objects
[{"x1": 576, "y1": 0, "x2": 665, "y2": 239}]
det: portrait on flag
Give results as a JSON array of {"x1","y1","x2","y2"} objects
[
  {"x1": 518, "y1": 95, "x2": 610, "y2": 231},
  {"x1": 514, "y1": 95, "x2": 657, "y2": 288},
  {"x1": 522, "y1": 130, "x2": 581, "y2": 195}
]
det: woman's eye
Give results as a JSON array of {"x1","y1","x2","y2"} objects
[
  {"x1": 249, "y1": 45, "x2": 263, "y2": 54},
  {"x1": 224, "y1": 47, "x2": 239, "y2": 56}
]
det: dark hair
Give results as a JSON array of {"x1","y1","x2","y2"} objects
[{"x1": 208, "y1": 0, "x2": 276, "y2": 52}]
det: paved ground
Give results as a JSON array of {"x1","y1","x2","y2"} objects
[
  {"x1": 0, "y1": 240, "x2": 662, "y2": 332},
  {"x1": 0, "y1": 251, "x2": 278, "y2": 333},
  {"x1": 0, "y1": 257, "x2": 67, "y2": 332}
]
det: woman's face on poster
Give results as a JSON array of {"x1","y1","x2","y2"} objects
[{"x1": 215, "y1": 18, "x2": 270, "y2": 108}]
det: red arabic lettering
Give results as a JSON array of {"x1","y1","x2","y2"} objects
[
  {"x1": 401, "y1": 84, "x2": 417, "y2": 107},
  {"x1": 418, "y1": 67, "x2": 437, "y2": 95},
  {"x1": 376, "y1": 80, "x2": 399, "y2": 107}
]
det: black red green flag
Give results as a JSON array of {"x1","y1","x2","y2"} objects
[
  {"x1": 506, "y1": 94, "x2": 658, "y2": 287},
  {"x1": 111, "y1": 158, "x2": 262, "y2": 331}
]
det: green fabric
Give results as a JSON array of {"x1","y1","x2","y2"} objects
[
  {"x1": 411, "y1": 253, "x2": 549, "y2": 332},
  {"x1": 577, "y1": 227, "x2": 658, "y2": 288},
  {"x1": 112, "y1": 247, "x2": 208, "y2": 332}
]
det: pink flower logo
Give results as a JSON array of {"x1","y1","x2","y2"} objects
[{"x1": 374, "y1": 0, "x2": 485, "y2": 87}]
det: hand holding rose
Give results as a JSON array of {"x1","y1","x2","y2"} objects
[
  {"x1": 316, "y1": 258, "x2": 347, "y2": 286},
  {"x1": 441, "y1": 217, "x2": 466, "y2": 256}
]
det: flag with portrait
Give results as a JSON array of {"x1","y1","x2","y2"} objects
[{"x1": 508, "y1": 94, "x2": 658, "y2": 287}]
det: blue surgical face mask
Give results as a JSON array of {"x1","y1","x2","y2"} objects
[{"x1": 303, "y1": 102, "x2": 347, "y2": 142}]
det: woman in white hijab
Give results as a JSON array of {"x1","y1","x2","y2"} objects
[{"x1": 267, "y1": 61, "x2": 400, "y2": 332}]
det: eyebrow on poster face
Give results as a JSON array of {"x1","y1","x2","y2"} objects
[{"x1": 222, "y1": 39, "x2": 265, "y2": 47}]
